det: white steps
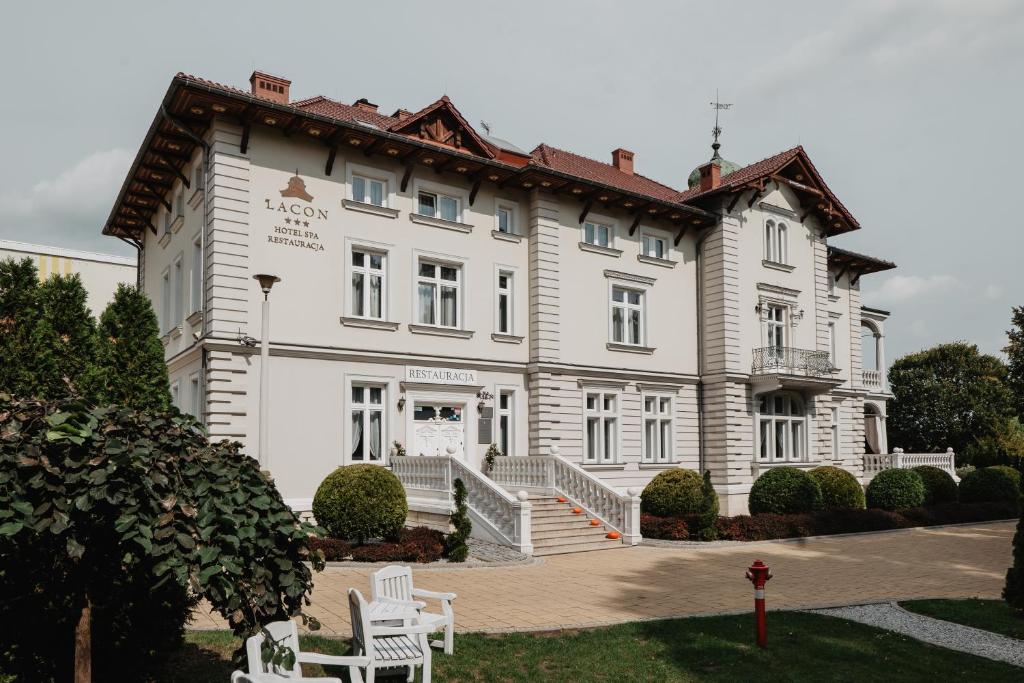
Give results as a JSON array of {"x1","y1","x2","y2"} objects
[{"x1": 524, "y1": 496, "x2": 624, "y2": 556}]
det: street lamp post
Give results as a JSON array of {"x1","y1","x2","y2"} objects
[{"x1": 253, "y1": 274, "x2": 280, "y2": 469}]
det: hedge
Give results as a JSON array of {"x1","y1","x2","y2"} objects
[
  {"x1": 959, "y1": 467, "x2": 1021, "y2": 508},
  {"x1": 308, "y1": 527, "x2": 446, "y2": 563},
  {"x1": 989, "y1": 465, "x2": 1022, "y2": 492},
  {"x1": 312, "y1": 464, "x2": 408, "y2": 543},
  {"x1": 912, "y1": 466, "x2": 958, "y2": 505},
  {"x1": 641, "y1": 469, "x2": 704, "y2": 517},
  {"x1": 748, "y1": 467, "x2": 823, "y2": 515},
  {"x1": 866, "y1": 468, "x2": 925, "y2": 510},
  {"x1": 809, "y1": 466, "x2": 865, "y2": 510},
  {"x1": 642, "y1": 501, "x2": 1017, "y2": 542}
]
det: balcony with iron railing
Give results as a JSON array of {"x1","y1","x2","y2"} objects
[{"x1": 751, "y1": 346, "x2": 841, "y2": 393}]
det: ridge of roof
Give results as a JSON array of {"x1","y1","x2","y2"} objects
[
  {"x1": 386, "y1": 95, "x2": 495, "y2": 158},
  {"x1": 528, "y1": 143, "x2": 682, "y2": 202}
]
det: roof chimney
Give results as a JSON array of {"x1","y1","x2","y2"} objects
[
  {"x1": 697, "y1": 161, "x2": 721, "y2": 192},
  {"x1": 353, "y1": 98, "x2": 379, "y2": 112},
  {"x1": 612, "y1": 148, "x2": 634, "y2": 175},
  {"x1": 392, "y1": 108, "x2": 413, "y2": 121},
  {"x1": 249, "y1": 71, "x2": 290, "y2": 105}
]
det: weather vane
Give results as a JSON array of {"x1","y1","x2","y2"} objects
[{"x1": 710, "y1": 90, "x2": 733, "y2": 158}]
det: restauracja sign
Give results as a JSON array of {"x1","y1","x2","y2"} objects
[{"x1": 405, "y1": 366, "x2": 479, "y2": 386}]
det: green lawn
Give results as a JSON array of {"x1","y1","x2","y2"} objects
[
  {"x1": 900, "y1": 598, "x2": 1024, "y2": 640},
  {"x1": 164, "y1": 611, "x2": 1021, "y2": 682}
]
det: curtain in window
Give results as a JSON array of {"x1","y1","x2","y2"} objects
[
  {"x1": 352, "y1": 176, "x2": 365, "y2": 202},
  {"x1": 370, "y1": 181, "x2": 383, "y2": 207},
  {"x1": 440, "y1": 197, "x2": 458, "y2": 222},
  {"x1": 369, "y1": 411, "x2": 381, "y2": 461},
  {"x1": 352, "y1": 272, "x2": 365, "y2": 316},
  {"x1": 629, "y1": 310, "x2": 641, "y2": 344},
  {"x1": 351, "y1": 411, "x2": 363, "y2": 460},
  {"x1": 440, "y1": 286, "x2": 457, "y2": 326},
  {"x1": 369, "y1": 275, "x2": 382, "y2": 318},
  {"x1": 865, "y1": 414, "x2": 880, "y2": 454},
  {"x1": 418, "y1": 283, "x2": 435, "y2": 324},
  {"x1": 612, "y1": 306, "x2": 624, "y2": 342}
]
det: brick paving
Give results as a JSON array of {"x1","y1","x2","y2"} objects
[{"x1": 191, "y1": 521, "x2": 1014, "y2": 636}]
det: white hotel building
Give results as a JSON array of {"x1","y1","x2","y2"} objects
[{"x1": 102, "y1": 71, "x2": 895, "y2": 554}]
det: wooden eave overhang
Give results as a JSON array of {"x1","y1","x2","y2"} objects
[
  {"x1": 103, "y1": 75, "x2": 716, "y2": 239},
  {"x1": 827, "y1": 245, "x2": 896, "y2": 284}
]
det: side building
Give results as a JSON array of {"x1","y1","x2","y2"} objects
[{"x1": 101, "y1": 71, "x2": 896, "y2": 543}]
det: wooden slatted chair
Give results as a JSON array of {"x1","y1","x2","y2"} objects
[
  {"x1": 370, "y1": 565, "x2": 457, "y2": 655},
  {"x1": 242, "y1": 620, "x2": 368, "y2": 682},
  {"x1": 349, "y1": 588, "x2": 433, "y2": 683}
]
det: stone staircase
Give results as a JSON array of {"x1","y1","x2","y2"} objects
[{"x1": 529, "y1": 496, "x2": 625, "y2": 556}]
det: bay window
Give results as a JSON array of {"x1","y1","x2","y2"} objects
[
  {"x1": 351, "y1": 384, "x2": 384, "y2": 462},
  {"x1": 417, "y1": 260, "x2": 460, "y2": 328}
]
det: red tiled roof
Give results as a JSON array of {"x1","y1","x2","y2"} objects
[
  {"x1": 528, "y1": 144, "x2": 681, "y2": 202},
  {"x1": 292, "y1": 95, "x2": 400, "y2": 129}
]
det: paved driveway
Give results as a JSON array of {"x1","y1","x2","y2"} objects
[{"x1": 191, "y1": 521, "x2": 1014, "y2": 635}]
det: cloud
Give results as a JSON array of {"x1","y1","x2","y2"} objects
[
  {"x1": 983, "y1": 284, "x2": 1004, "y2": 300},
  {"x1": 0, "y1": 148, "x2": 133, "y2": 252},
  {"x1": 870, "y1": 274, "x2": 959, "y2": 303}
]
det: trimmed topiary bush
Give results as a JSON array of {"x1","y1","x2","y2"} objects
[
  {"x1": 748, "y1": 467, "x2": 823, "y2": 515},
  {"x1": 313, "y1": 464, "x2": 408, "y2": 543},
  {"x1": 445, "y1": 478, "x2": 471, "y2": 562},
  {"x1": 912, "y1": 466, "x2": 958, "y2": 505},
  {"x1": 809, "y1": 466, "x2": 865, "y2": 510},
  {"x1": 959, "y1": 467, "x2": 1021, "y2": 508},
  {"x1": 866, "y1": 468, "x2": 925, "y2": 510},
  {"x1": 989, "y1": 465, "x2": 1023, "y2": 492},
  {"x1": 694, "y1": 470, "x2": 719, "y2": 541},
  {"x1": 641, "y1": 469, "x2": 704, "y2": 517}
]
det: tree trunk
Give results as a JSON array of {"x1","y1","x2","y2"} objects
[{"x1": 74, "y1": 596, "x2": 91, "y2": 683}]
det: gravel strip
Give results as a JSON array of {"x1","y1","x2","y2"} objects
[{"x1": 809, "y1": 602, "x2": 1024, "y2": 667}]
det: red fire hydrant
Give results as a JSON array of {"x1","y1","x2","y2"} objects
[{"x1": 745, "y1": 559, "x2": 772, "y2": 648}]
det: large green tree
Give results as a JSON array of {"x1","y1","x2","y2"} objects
[
  {"x1": 887, "y1": 342, "x2": 1015, "y2": 461},
  {"x1": 93, "y1": 284, "x2": 171, "y2": 411},
  {"x1": 30, "y1": 273, "x2": 99, "y2": 401},
  {"x1": 1006, "y1": 306, "x2": 1024, "y2": 421},
  {"x1": 0, "y1": 257, "x2": 42, "y2": 396}
]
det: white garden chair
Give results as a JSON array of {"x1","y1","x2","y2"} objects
[
  {"x1": 243, "y1": 619, "x2": 369, "y2": 682},
  {"x1": 349, "y1": 588, "x2": 434, "y2": 683},
  {"x1": 370, "y1": 565, "x2": 457, "y2": 655},
  {"x1": 232, "y1": 672, "x2": 339, "y2": 683}
]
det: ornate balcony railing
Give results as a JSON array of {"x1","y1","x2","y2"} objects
[
  {"x1": 863, "y1": 370, "x2": 883, "y2": 389},
  {"x1": 752, "y1": 346, "x2": 833, "y2": 377}
]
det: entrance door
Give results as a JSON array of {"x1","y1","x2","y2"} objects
[{"x1": 413, "y1": 404, "x2": 465, "y2": 458}]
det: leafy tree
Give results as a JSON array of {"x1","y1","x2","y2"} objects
[
  {"x1": 445, "y1": 478, "x2": 471, "y2": 562},
  {"x1": 1006, "y1": 306, "x2": 1024, "y2": 421},
  {"x1": 0, "y1": 257, "x2": 42, "y2": 396},
  {"x1": 887, "y1": 343, "x2": 1015, "y2": 462},
  {"x1": 93, "y1": 284, "x2": 171, "y2": 411},
  {"x1": 0, "y1": 395, "x2": 323, "y2": 681},
  {"x1": 29, "y1": 273, "x2": 99, "y2": 401}
]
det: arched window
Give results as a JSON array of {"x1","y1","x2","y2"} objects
[
  {"x1": 765, "y1": 220, "x2": 775, "y2": 261},
  {"x1": 757, "y1": 392, "x2": 806, "y2": 462},
  {"x1": 764, "y1": 219, "x2": 789, "y2": 264}
]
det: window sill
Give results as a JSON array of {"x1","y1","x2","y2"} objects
[
  {"x1": 607, "y1": 342, "x2": 656, "y2": 354},
  {"x1": 762, "y1": 260, "x2": 795, "y2": 273},
  {"x1": 753, "y1": 460, "x2": 821, "y2": 471},
  {"x1": 828, "y1": 294, "x2": 841, "y2": 302},
  {"x1": 491, "y1": 230, "x2": 522, "y2": 243},
  {"x1": 188, "y1": 189, "x2": 204, "y2": 210},
  {"x1": 343, "y1": 199, "x2": 400, "y2": 219},
  {"x1": 158, "y1": 232, "x2": 172, "y2": 248},
  {"x1": 169, "y1": 216, "x2": 184, "y2": 234},
  {"x1": 578, "y1": 241, "x2": 622, "y2": 258},
  {"x1": 340, "y1": 316, "x2": 400, "y2": 331},
  {"x1": 637, "y1": 254, "x2": 677, "y2": 269},
  {"x1": 169, "y1": 324, "x2": 183, "y2": 339},
  {"x1": 409, "y1": 213, "x2": 473, "y2": 233},
  {"x1": 491, "y1": 333, "x2": 524, "y2": 344},
  {"x1": 580, "y1": 463, "x2": 623, "y2": 471},
  {"x1": 639, "y1": 462, "x2": 680, "y2": 470},
  {"x1": 186, "y1": 310, "x2": 203, "y2": 327},
  {"x1": 408, "y1": 324, "x2": 474, "y2": 339}
]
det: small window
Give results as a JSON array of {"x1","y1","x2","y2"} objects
[
  {"x1": 190, "y1": 235, "x2": 202, "y2": 315},
  {"x1": 584, "y1": 391, "x2": 618, "y2": 463},
  {"x1": 193, "y1": 165, "x2": 204, "y2": 192},
  {"x1": 611, "y1": 286, "x2": 644, "y2": 345},
  {"x1": 827, "y1": 272, "x2": 837, "y2": 297},
  {"x1": 351, "y1": 383, "x2": 385, "y2": 462},
  {"x1": 643, "y1": 395, "x2": 673, "y2": 463},
  {"x1": 172, "y1": 256, "x2": 183, "y2": 327},
  {"x1": 496, "y1": 205, "x2": 514, "y2": 234},
  {"x1": 830, "y1": 406, "x2": 840, "y2": 458},
  {"x1": 170, "y1": 380, "x2": 180, "y2": 409},
  {"x1": 584, "y1": 221, "x2": 612, "y2": 248},
  {"x1": 418, "y1": 191, "x2": 459, "y2": 222},
  {"x1": 161, "y1": 269, "x2": 171, "y2": 333},
  {"x1": 496, "y1": 270, "x2": 513, "y2": 334},
  {"x1": 352, "y1": 175, "x2": 386, "y2": 207},
  {"x1": 642, "y1": 234, "x2": 667, "y2": 259},
  {"x1": 175, "y1": 191, "x2": 185, "y2": 219},
  {"x1": 828, "y1": 321, "x2": 836, "y2": 363},
  {"x1": 351, "y1": 249, "x2": 386, "y2": 320},
  {"x1": 765, "y1": 219, "x2": 789, "y2": 264},
  {"x1": 417, "y1": 260, "x2": 461, "y2": 328},
  {"x1": 497, "y1": 389, "x2": 514, "y2": 456},
  {"x1": 189, "y1": 373, "x2": 202, "y2": 419}
]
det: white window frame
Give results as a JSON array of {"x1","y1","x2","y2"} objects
[
  {"x1": 830, "y1": 406, "x2": 840, "y2": 459},
  {"x1": 160, "y1": 267, "x2": 171, "y2": 334},
  {"x1": 189, "y1": 372, "x2": 202, "y2": 420},
  {"x1": 349, "y1": 247, "x2": 388, "y2": 320},
  {"x1": 827, "y1": 271, "x2": 837, "y2": 298},
  {"x1": 610, "y1": 285, "x2": 645, "y2": 346},
  {"x1": 415, "y1": 256, "x2": 463, "y2": 329},
  {"x1": 495, "y1": 386, "x2": 516, "y2": 457},
  {"x1": 172, "y1": 254, "x2": 184, "y2": 328},
  {"x1": 494, "y1": 266, "x2": 516, "y2": 335},
  {"x1": 170, "y1": 380, "x2": 180, "y2": 409},
  {"x1": 827, "y1": 321, "x2": 836, "y2": 363},
  {"x1": 642, "y1": 393, "x2": 674, "y2": 463},
  {"x1": 582, "y1": 217, "x2": 615, "y2": 248},
  {"x1": 346, "y1": 162, "x2": 397, "y2": 208},
  {"x1": 756, "y1": 392, "x2": 807, "y2": 463},
  {"x1": 495, "y1": 201, "x2": 518, "y2": 235},
  {"x1": 413, "y1": 179, "x2": 467, "y2": 224},
  {"x1": 190, "y1": 233, "x2": 202, "y2": 315},
  {"x1": 583, "y1": 390, "x2": 619, "y2": 464},
  {"x1": 764, "y1": 219, "x2": 788, "y2": 264},
  {"x1": 765, "y1": 304, "x2": 786, "y2": 348},
  {"x1": 640, "y1": 230, "x2": 670, "y2": 260},
  {"x1": 348, "y1": 380, "x2": 388, "y2": 464}
]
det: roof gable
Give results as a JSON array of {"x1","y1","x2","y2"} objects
[{"x1": 387, "y1": 96, "x2": 495, "y2": 159}]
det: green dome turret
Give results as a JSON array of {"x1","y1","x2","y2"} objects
[{"x1": 687, "y1": 142, "x2": 740, "y2": 189}]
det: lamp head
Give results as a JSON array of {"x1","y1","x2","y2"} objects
[{"x1": 253, "y1": 274, "x2": 281, "y2": 295}]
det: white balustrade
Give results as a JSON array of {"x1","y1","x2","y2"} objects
[
  {"x1": 863, "y1": 370, "x2": 882, "y2": 389},
  {"x1": 390, "y1": 455, "x2": 450, "y2": 491},
  {"x1": 489, "y1": 456, "x2": 551, "y2": 489},
  {"x1": 862, "y1": 447, "x2": 957, "y2": 481}
]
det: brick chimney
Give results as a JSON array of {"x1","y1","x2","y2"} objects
[
  {"x1": 249, "y1": 71, "x2": 290, "y2": 104},
  {"x1": 392, "y1": 108, "x2": 413, "y2": 121},
  {"x1": 353, "y1": 98, "x2": 379, "y2": 112},
  {"x1": 697, "y1": 161, "x2": 721, "y2": 192},
  {"x1": 612, "y1": 148, "x2": 634, "y2": 175}
]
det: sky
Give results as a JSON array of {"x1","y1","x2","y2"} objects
[{"x1": 1, "y1": 0, "x2": 1021, "y2": 364}]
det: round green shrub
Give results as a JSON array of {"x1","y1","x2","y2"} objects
[
  {"x1": 912, "y1": 466, "x2": 958, "y2": 505},
  {"x1": 809, "y1": 466, "x2": 865, "y2": 510},
  {"x1": 865, "y1": 468, "x2": 925, "y2": 510},
  {"x1": 959, "y1": 466, "x2": 1021, "y2": 506},
  {"x1": 748, "y1": 467, "x2": 823, "y2": 515},
  {"x1": 313, "y1": 464, "x2": 408, "y2": 543},
  {"x1": 641, "y1": 469, "x2": 704, "y2": 516},
  {"x1": 988, "y1": 465, "x2": 1022, "y2": 492}
]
